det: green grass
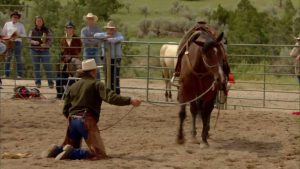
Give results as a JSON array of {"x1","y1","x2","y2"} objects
[{"x1": 111, "y1": 0, "x2": 300, "y2": 41}]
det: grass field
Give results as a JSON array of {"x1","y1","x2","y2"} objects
[{"x1": 111, "y1": 0, "x2": 300, "y2": 39}]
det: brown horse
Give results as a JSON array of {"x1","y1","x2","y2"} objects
[{"x1": 177, "y1": 30, "x2": 227, "y2": 148}]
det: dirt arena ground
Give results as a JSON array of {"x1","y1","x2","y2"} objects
[
  {"x1": 0, "y1": 100, "x2": 299, "y2": 169},
  {"x1": 0, "y1": 79, "x2": 299, "y2": 169}
]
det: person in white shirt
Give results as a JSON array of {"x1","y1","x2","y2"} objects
[{"x1": 1, "y1": 11, "x2": 26, "y2": 79}]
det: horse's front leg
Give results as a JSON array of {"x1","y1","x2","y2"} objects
[
  {"x1": 200, "y1": 101, "x2": 214, "y2": 148},
  {"x1": 190, "y1": 101, "x2": 199, "y2": 144},
  {"x1": 177, "y1": 105, "x2": 186, "y2": 144}
]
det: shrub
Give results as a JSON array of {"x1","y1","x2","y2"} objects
[
  {"x1": 138, "y1": 19, "x2": 152, "y2": 36},
  {"x1": 152, "y1": 19, "x2": 164, "y2": 37},
  {"x1": 140, "y1": 6, "x2": 150, "y2": 18}
]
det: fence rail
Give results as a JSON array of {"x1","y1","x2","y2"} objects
[{"x1": 0, "y1": 38, "x2": 299, "y2": 111}]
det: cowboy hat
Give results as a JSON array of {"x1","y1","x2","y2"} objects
[
  {"x1": 104, "y1": 21, "x2": 116, "y2": 29},
  {"x1": 294, "y1": 35, "x2": 300, "y2": 40},
  {"x1": 65, "y1": 21, "x2": 75, "y2": 28},
  {"x1": 10, "y1": 11, "x2": 21, "y2": 18},
  {"x1": 77, "y1": 59, "x2": 102, "y2": 72},
  {"x1": 83, "y1": 13, "x2": 98, "y2": 22}
]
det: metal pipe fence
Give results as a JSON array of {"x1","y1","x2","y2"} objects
[{"x1": 0, "y1": 37, "x2": 299, "y2": 111}]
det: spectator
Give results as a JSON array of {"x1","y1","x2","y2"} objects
[
  {"x1": 290, "y1": 36, "x2": 300, "y2": 83},
  {"x1": 0, "y1": 26, "x2": 8, "y2": 54},
  {"x1": 1, "y1": 11, "x2": 26, "y2": 79},
  {"x1": 28, "y1": 16, "x2": 54, "y2": 88},
  {"x1": 94, "y1": 21, "x2": 124, "y2": 94},
  {"x1": 81, "y1": 13, "x2": 102, "y2": 79},
  {"x1": 0, "y1": 28, "x2": 6, "y2": 89},
  {"x1": 56, "y1": 21, "x2": 82, "y2": 99},
  {"x1": 42, "y1": 58, "x2": 142, "y2": 160}
]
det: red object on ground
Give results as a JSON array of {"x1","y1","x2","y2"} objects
[{"x1": 292, "y1": 112, "x2": 300, "y2": 115}]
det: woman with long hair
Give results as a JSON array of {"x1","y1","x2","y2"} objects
[{"x1": 28, "y1": 16, "x2": 54, "y2": 88}]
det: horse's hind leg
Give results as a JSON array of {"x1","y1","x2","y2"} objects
[
  {"x1": 162, "y1": 71, "x2": 169, "y2": 101},
  {"x1": 190, "y1": 101, "x2": 199, "y2": 144},
  {"x1": 164, "y1": 90, "x2": 168, "y2": 102},
  {"x1": 177, "y1": 105, "x2": 186, "y2": 144},
  {"x1": 167, "y1": 80, "x2": 172, "y2": 101}
]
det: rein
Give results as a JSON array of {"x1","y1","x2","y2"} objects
[
  {"x1": 184, "y1": 53, "x2": 212, "y2": 79},
  {"x1": 202, "y1": 54, "x2": 219, "y2": 68}
]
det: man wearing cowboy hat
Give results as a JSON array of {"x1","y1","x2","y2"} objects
[
  {"x1": 1, "y1": 11, "x2": 26, "y2": 79},
  {"x1": 94, "y1": 21, "x2": 124, "y2": 94},
  {"x1": 290, "y1": 35, "x2": 300, "y2": 83},
  {"x1": 42, "y1": 58, "x2": 141, "y2": 160},
  {"x1": 81, "y1": 13, "x2": 102, "y2": 80}
]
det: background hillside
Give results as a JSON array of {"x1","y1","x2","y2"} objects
[
  {"x1": 111, "y1": 0, "x2": 300, "y2": 42},
  {"x1": 1, "y1": 0, "x2": 300, "y2": 43}
]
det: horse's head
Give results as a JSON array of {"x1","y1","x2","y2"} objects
[
  {"x1": 193, "y1": 31, "x2": 226, "y2": 84},
  {"x1": 290, "y1": 39, "x2": 300, "y2": 57}
]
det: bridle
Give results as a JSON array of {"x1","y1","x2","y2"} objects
[
  {"x1": 202, "y1": 51, "x2": 220, "y2": 69},
  {"x1": 186, "y1": 33, "x2": 223, "y2": 77}
]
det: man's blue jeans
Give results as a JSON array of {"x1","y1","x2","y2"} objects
[
  {"x1": 31, "y1": 49, "x2": 54, "y2": 86},
  {"x1": 67, "y1": 118, "x2": 90, "y2": 159},
  {"x1": 83, "y1": 47, "x2": 101, "y2": 80},
  {"x1": 4, "y1": 41, "x2": 23, "y2": 77},
  {"x1": 61, "y1": 113, "x2": 107, "y2": 160}
]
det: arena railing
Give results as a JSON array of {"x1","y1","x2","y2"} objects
[{"x1": 0, "y1": 37, "x2": 299, "y2": 111}]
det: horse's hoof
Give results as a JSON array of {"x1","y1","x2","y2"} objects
[
  {"x1": 177, "y1": 138, "x2": 185, "y2": 144},
  {"x1": 200, "y1": 143, "x2": 209, "y2": 149}
]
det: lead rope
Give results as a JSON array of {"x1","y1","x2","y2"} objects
[
  {"x1": 98, "y1": 80, "x2": 217, "y2": 131},
  {"x1": 99, "y1": 106, "x2": 135, "y2": 131}
]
